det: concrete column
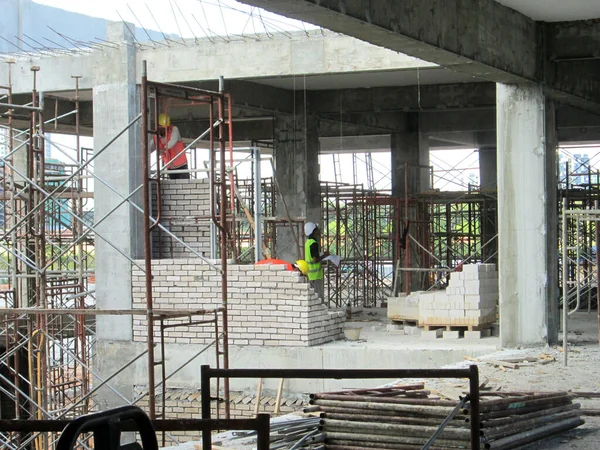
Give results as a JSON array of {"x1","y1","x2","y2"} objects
[
  {"x1": 479, "y1": 147, "x2": 497, "y2": 191},
  {"x1": 391, "y1": 114, "x2": 429, "y2": 292},
  {"x1": 478, "y1": 146, "x2": 498, "y2": 264},
  {"x1": 273, "y1": 112, "x2": 320, "y2": 262},
  {"x1": 391, "y1": 115, "x2": 429, "y2": 198},
  {"x1": 497, "y1": 83, "x2": 558, "y2": 347},
  {"x1": 92, "y1": 21, "x2": 143, "y2": 410},
  {"x1": 545, "y1": 103, "x2": 559, "y2": 346}
]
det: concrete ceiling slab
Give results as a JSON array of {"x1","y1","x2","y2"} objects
[
  {"x1": 252, "y1": 67, "x2": 480, "y2": 91},
  {"x1": 495, "y1": 0, "x2": 600, "y2": 21}
]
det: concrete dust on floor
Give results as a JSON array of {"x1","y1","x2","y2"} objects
[{"x1": 165, "y1": 312, "x2": 600, "y2": 449}]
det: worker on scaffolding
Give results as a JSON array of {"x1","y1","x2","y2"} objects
[
  {"x1": 304, "y1": 222, "x2": 329, "y2": 302},
  {"x1": 151, "y1": 113, "x2": 190, "y2": 179}
]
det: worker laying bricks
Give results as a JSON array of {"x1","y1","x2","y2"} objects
[{"x1": 304, "y1": 222, "x2": 330, "y2": 302}]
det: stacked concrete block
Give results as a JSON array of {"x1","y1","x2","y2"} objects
[
  {"x1": 151, "y1": 179, "x2": 211, "y2": 259},
  {"x1": 418, "y1": 264, "x2": 498, "y2": 328},
  {"x1": 387, "y1": 291, "x2": 420, "y2": 322},
  {"x1": 132, "y1": 260, "x2": 344, "y2": 347}
]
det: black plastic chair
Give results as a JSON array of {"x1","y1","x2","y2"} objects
[{"x1": 56, "y1": 406, "x2": 158, "y2": 450}]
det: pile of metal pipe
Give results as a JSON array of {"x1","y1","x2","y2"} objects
[
  {"x1": 474, "y1": 392, "x2": 584, "y2": 449},
  {"x1": 220, "y1": 417, "x2": 324, "y2": 449},
  {"x1": 306, "y1": 386, "x2": 584, "y2": 449}
]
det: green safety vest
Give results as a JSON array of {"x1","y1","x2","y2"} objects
[{"x1": 305, "y1": 238, "x2": 323, "y2": 281}]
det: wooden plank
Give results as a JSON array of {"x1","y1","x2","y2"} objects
[{"x1": 274, "y1": 378, "x2": 285, "y2": 415}]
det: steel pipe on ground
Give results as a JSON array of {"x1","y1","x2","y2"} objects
[
  {"x1": 482, "y1": 410, "x2": 582, "y2": 441},
  {"x1": 321, "y1": 418, "x2": 471, "y2": 440},
  {"x1": 486, "y1": 417, "x2": 584, "y2": 449},
  {"x1": 478, "y1": 397, "x2": 573, "y2": 420},
  {"x1": 312, "y1": 399, "x2": 459, "y2": 417},
  {"x1": 474, "y1": 394, "x2": 573, "y2": 413},
  {"x1": 479, "y1": 403, "x2": 580, "y2": 428},
  {"x1": 322, "y1": 411, "x2": 469, "y2": 428},
  {"x1": 311, "y1": 393, "x2": 457, "y2": 406},
  {"x1": 324, "y1": 432, "x2": 471, "y2": 448}
]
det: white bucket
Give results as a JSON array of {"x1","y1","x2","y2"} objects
[{"x1": 343, "y1": 327, "x2": 362, "y2": 341}]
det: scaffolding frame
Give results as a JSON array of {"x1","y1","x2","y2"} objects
[{"x1": 0, "y1": 60, "x2": 237, "y2": 448}]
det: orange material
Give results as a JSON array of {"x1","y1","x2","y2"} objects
[
  {"x1": 155, "y1": 126, "x2": 188, "y2": 170},
  {"x1": 256, "y1": 259, "x2": 294, "y2": 271}
]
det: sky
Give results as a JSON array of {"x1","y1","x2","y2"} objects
[{"x1": 34, "y1": 0, "x2": 316, "y2": 41}]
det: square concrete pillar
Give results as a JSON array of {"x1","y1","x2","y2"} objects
[
  {"x1": 391, "y1": 114, "x2": 429, "y2": 197},
  {"x1": 497, "y1": 83, "x2": 558, "y2": 347},
  {"x1": 92, "y1": 21, "x2": 143, "y2": 411},
  {"x1": 273, "y1": 112, "x2": 320, "y2": 262},
  {"x1": 391, "y1": 114, "x2": 429, "y2": 292},
  {"x1": 479, "y1": 146, "x2": 497, "y2": 191},
  {"x1": 479, "y1": 146, "x2": 498, "y2": 264}
]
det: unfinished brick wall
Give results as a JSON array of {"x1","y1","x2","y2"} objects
[
  {"x1": 131, "y1": 261, "x2": 345, "y2": 346},
  {"x1": 151, "y1": 179, "x2": 211, "y2": 259}
]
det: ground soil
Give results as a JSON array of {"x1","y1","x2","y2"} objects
[{"x1": 423, "y1": 311, "x2": 600, "y2": 449}]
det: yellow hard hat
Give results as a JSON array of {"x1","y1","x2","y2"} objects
[
  {"x1": 158, "y1": 113, "x2": 170, "y2": 127},
  {"x1": 294, "y1": 260, "x2": 309, "y2": 276}
]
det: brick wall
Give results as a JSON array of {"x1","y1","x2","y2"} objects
[
  {"x1": 132, "y1": 261, "x2": 345, "y2": 346},
  {"x1": 136, "y1": 388, "x2": 306, "y2": 445},
  {"x1": 151, "y1": 179, "x2": 211, "y2": 259}
]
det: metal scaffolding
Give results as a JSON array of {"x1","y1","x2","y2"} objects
[
  {"x1": 0, "y1": 61, "x2": 237, "y2": 448},
  {"x1": 319, "y1": 153, "x2": 499, "y2": 307}
]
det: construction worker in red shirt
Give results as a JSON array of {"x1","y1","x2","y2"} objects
[{"x1": 152, "y1": 114, "x2": 189, "y2": 179}]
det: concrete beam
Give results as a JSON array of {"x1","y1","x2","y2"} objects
[
  {"x1": 319, "y1": 112, "x2": 408, "y2": 133},
  {"x1": 320, "y1": 134, "x2": 391, "y2": 154},
  {"x1": 319, "y1": 118, "x2": 390, "y2": 138},
  {"x1": 139, "y1": 29, "x2": 438, "y2": 83},
  {"x1": 309, "y1": 82, "x2": 496, "y2": 114},
  {"x1": 0, "y1": 53, "x2": 95, "y2": 94},
  {"x1": 176, "y1": 118, "x2": 275, "y2": 142},
  {"x1": 0, "y1": 30, "x2": 438, "y2": 95},
  {"x1": 546, "y1": 20, "x2": 600, "y2": 62},
  {"x1": 419, "y1": 109, "x2": 496, "y2": 133},
  {"x1": 543, "y1": 19, "x2": 600, "y2": 108},
  {"x1": 0, "y1": 93, "x2": 94, "y2": 135},
  {"x1": 240, "y1": 1, "x2": 600, "y2": 111},
  {"x1": 238, "y1": 0, "x2": 538, "y2": 83},
  {"x1": 175, "y1": 79, "x2": 293, "y2": 114}
]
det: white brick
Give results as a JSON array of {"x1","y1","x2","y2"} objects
[
  {"x1": 421, "y1": 329, "x2": 443, "y2": 339},
  {"x1": 443, "y1": 330, "x2": 462, "y2": 339},
  {"x1": 465, "y1": 329, "x2": 492, "y2": 339}
]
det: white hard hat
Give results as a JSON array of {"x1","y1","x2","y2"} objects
[{"x1": 304, "y1": 222, "x2": 317, "y2": 236}]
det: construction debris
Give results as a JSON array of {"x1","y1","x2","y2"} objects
[{"x1": 211, "y1": 416, "x2": 323, "y2": 450}]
